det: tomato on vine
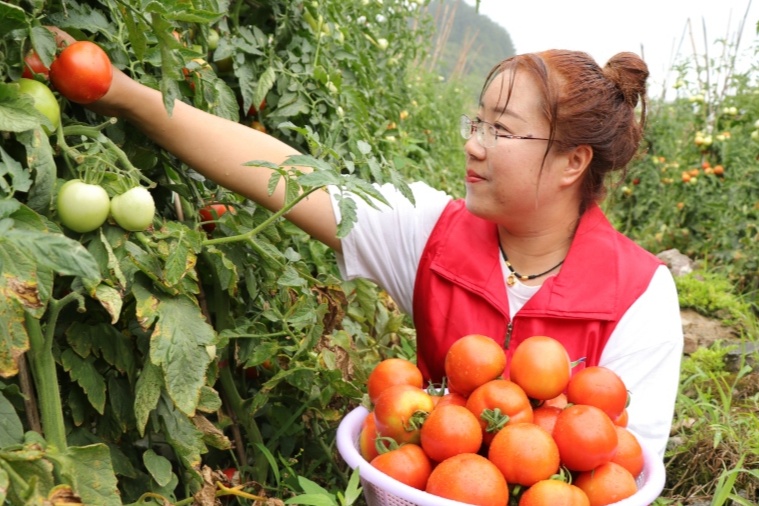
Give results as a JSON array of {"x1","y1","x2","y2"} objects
[
  {"x1": 50, "y1": 41, "x2": 113, "y2": 104},
  {"x1": 56, "y1": 179, "x2": 111, "y2": 233},
  {"x1": 199, "y1": 203, "x2": 236, "y2": 233},
  {"x1": 22, "y1": 51, "x2": 49, "y2": 79},
  {"x1": 17, "y1": 78, "x2": 60, "y2": 134},
  {"x1": 110, "y1": 187, "x2": 156, "y2": 231}
]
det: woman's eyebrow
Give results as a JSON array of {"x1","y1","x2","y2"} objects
[{"x1": 479, "y1": 101, "x2": 527, "y2": 123}]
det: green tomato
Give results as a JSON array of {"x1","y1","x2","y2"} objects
[
  {"x1": 56, "y1": 179, "x2": 111, "y2": 233},
  {"x1": 207, "y1": 28, "x2": 220, "y2": 51},
  {"x1": 110, "y1": 186, "x2": 156, "y2": 231},
  {"x1": 18, "y1": 78, "x2": 61, "y2": 134}
]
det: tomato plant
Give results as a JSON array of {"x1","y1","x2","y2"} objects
[
  {"x1": 199, "y1": 203, "x2": 235, "y2": 232},
  {"x1": 370, "y1": 443, "x2": 432, "y2": 491},
  {"x1": 17, "y1": 78, "x2": 60, "y2": 134},
  {"x1": 444, "y1": 334, "x2": 506, "y2": 397},
  {"x1": 50, "y1": 41, "x2": 113, "y2": 104},
  {"x1": 110, "y1": 187, "x2": 156, "y2": 231},
  {"x1": 373, "y1": 384, "x2": 434, "y2": 445},
  {"x1": 510, "y1": 335, "x2": 572, "y2": 400},
  {"x1": 367, "y1": 358, "x2": 423, "y2": 404},
  {"x1": 56, "y1": 179, "x2": 111, "y2": 233}
]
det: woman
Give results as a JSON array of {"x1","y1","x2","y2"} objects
[{"x1": 88, "y1": 49, "x2": 683, "y2": 458}]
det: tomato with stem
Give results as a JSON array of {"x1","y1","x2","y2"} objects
[{"x1": 373, "y1": 384, "x2": 434, "y2": 445}]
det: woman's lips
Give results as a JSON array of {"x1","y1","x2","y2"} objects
[{"x1": 466, "y1": 169, "x2": 485, "y2": 183}]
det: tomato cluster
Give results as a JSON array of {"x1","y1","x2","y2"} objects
[
  {"x1": 56, "y1": 181, "x2": 156, "y2": 233},
  {"x1": 358, "y1": 335, "x2": 644, "y2": 506}
]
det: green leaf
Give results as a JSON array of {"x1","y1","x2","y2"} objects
[
  {"x1": 343, "y1": 467, "x2": 363, "y2": 505},
  {"x1": 335, "y1": 195, "x2": 358, "y2": 239},
  {"x1": 202, "y1": 246, "x2": 238, "y2": 296},
  {"x1": 156, "y1": 394, "x2": 206, "y2": 468},
  {"x1": 0, "y1": 298, "x2": 28, "y2": 378},
  {"x1": 4, "y1": 228, "x2": 101, "y2": 281},
  {"x1": 133, "y1": 282, "x2": 214, "y2": 416},
  {"x1": 60, "y1": 349, "x2": 107, "y2": 414},
  {"x1": 143, "y1": 449, "x2": 173, "y2": 487},
  {"x1": 0, "y1": 146, "x2": 32, "y2": 196},
  {"x1": 0, "y1": 391, "x2": 24, "y2": 446},
  {"x1": 29, "y1": 25, "x2": 57, "y2": 67},
  {"x1": 285, "y1": 494, "x2": 338, "y2": 506},
  {"x1": 0, "y1": 466, "x2": 7, "y2": 503},
  {"x1": 51, "y1": 444, "x2": 121, "y2": 506},
  {"x1": 134, "y1": 361, "x2": 163, "y2": 436},
  {"x1": 122, "y1": 9, "x2": 149, "y2": 60},
  {"x1": 93, "y1": 283, "x2": 123, "y2": 324},
  {"x1": 0, "y1": 1, "x2": 26, "y2": 34},
  {"x1": 163, "y1": 235, "x2": 197, "y2": 287},
  {"x1": 0, "y1": 83, "x2": 49, "y2": 133},
  {"x1": 255, "y1": 66, "x2": 277, "y2": 112}
]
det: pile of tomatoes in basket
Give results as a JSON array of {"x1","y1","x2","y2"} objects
[{"x1": 359, "y1": 334, "x2": 645, "y2": 506}]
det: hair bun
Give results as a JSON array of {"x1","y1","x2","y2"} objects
[{"x1": 603, "y1": 52, "x2": 649, "y2": 107}]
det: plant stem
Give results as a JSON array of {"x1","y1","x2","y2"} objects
[
  {"x1": 202, "y1": 186, "x2": 319, "y2": 247},
  {"x1": 24, "y1": 312, "x2": 67, "y2": 451}
]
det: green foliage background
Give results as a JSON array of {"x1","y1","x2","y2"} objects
[{"x1": 0, "y1": 0, "x2": 757, "y2": 504}]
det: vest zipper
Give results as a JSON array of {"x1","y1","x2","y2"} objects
[{"x1": 503, "y1": 321, "x2": 513, "y2": 349}]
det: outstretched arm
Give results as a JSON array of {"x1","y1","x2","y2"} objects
[{"x1": 90, "y1": 68, "x2": 341, "y2": 251}]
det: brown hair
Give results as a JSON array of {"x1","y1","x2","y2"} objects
[{"x1": 480, "y1": 50, "x2": 649, "y2": 210}]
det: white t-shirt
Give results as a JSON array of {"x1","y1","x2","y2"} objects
[{"x1": 330, "y1": 181, "x2": 683, "y2": 459}]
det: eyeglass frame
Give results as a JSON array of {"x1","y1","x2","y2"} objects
[{"x1": 460, "y1": 114, "x2": 552, "y2": 148}]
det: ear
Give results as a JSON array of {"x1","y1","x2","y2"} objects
[{"x1": 560, "y1": 144, "x2": 593, "y2": 186}]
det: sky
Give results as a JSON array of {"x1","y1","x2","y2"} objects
[{"x1": 464, "y1": 0, "x2": 759, "y2": 98}]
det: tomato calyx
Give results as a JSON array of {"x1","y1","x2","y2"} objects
[
  {"x1": 480, "y1": 407, "x2": 511, "y2": 435},
  {"x1": 403, "y1": 410, "x2": 429, "y2": 433},
  {"x1": 374, "y1": 435, "x2": 399, "y2": 455}
]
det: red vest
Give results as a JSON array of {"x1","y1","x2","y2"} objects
[{"x1": 412, "y1": 200, "x2": 662, "y2": 383}]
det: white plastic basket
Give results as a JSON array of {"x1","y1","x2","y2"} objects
[{"x1": 336, "y1": 405, "x2": 666, "y2": 506}]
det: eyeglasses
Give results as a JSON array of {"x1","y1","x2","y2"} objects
[{"x1": 460, "y1": 115, "x2": 551, "y2": 148}]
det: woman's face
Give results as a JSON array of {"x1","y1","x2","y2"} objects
[{"x1": 464, "y1": 70, "x2": 565, "y2": 224}]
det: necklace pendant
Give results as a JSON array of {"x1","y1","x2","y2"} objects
[{"x1": 507, "y1": 273, "x2": 516, "y2": 287}]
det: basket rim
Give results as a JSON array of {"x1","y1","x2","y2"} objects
[{"x1": 336, "y1": 405, "x2": 666, "y2": 506}]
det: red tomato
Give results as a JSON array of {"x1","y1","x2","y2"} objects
[
  {"x1": 509, "y1": 335, "x2": 572, "y2": 400},
  {"x1": 574, "y1": 462, "x2": 638, "y2": 505},
  {"x1": 532, "y1": 405, "x2": 562, "y2": 435},
  {"x1": 519, "y1": 480, "x2": 590, "y2": 506},
  {"x1": 420, "y1": 404, "x2": 482, "y2": 462},
  {"x1": 444, "y1": 334, "x2": 506, "y2": 397},
  {"x1": 610, "y1": 426, "x2": 644, "y2": 478},
  {"x1": 358, "y1": 412, "x2": 386, "y2": 462},
  {"x1": 431, "y1": 391, "x2": 467, "y2": 409},
  {"x1": 426, "y1": 453, "x2": 508, "y2": 506},
  {"x1": 373, "y1": 385, "x2": 434, "y2": 445},
  {"x1": 465, "y1": 379, "x2": 533, "y2": 445},
  {"x1": 22, "y1": 50, "x2": 49, "y2": 79},
  {"x1": 199, "y1": 203, "x2": 236, "y2": 233},
  {"x1": 367, "y1": 358, "x2": 423, "y2": 405},
  {"x1": 567, "y1": 366, "x2": 629, "y2": 420},
  {"x1": 50, "y1": 41, "x2": 113, "y2": 104},
  {"x1": 370, "y1": 444, "x2": 432, "y2": 490},
  {"x1": 553, "y1": 404, "x2": 619, "y2": 472},
  {"x1": 488, "y1": 422, "x2": 560, "y2": 487}
]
